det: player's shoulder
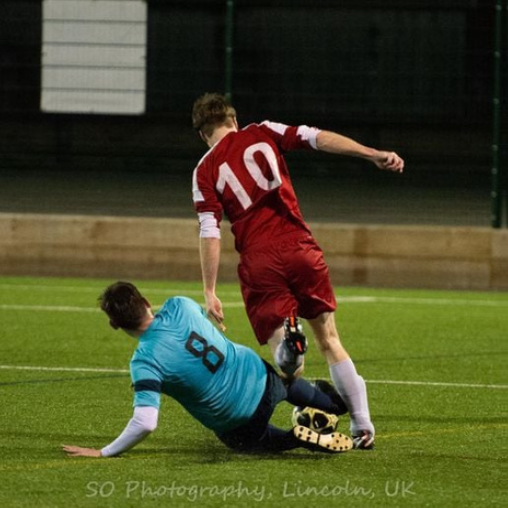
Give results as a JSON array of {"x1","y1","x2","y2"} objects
[
  {"x1": 159, "y1": 296, "x2": 203, "y2": 319},
  {"x1": 243, "y1": 120, "x2": 290, "y2": 135},
  {"x1": 164, "y1": 295, "x2": 198, "y2": 309}
]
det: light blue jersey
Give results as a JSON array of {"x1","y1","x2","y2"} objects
[{"x1": 130, "y1": 297, "x2": 267, "y2": 433}]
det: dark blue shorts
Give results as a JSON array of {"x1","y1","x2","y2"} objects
[{"x1": 216, "y1": 361, "x2": 287, "y2": 451}]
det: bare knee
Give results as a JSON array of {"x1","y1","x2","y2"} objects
[
  {"x1": 308, "y1": 312, "x2": 337, "y2": 345},
  {"x1": 313, "y1": 332, "x2": 340, "y2": 355},
  {"x1": 308, "y1": 312, "x2": 349, "y2": 362}
]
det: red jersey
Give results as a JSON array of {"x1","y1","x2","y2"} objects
[{"x1": 192, "y1": 121, "x2": 320, "y2": 252}]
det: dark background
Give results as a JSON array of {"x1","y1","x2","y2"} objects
[{"x1": 0, "y1": 0, "x2": 503, "y2": 226}]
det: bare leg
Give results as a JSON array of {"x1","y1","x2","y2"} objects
[
  {"x1": 308, "y1": 312, "x2": 374, "y2": 441},
  {"x1": 307, "y1": 311, "x2": 349, "y2": 364}
]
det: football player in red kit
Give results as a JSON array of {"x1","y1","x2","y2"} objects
[{"x1": 191, "y1": 93, "x2": 404, "y2": 449}]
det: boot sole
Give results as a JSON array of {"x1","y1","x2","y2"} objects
[{"x1": 294, "y1": 425, "x2": 353, "y2": 453}]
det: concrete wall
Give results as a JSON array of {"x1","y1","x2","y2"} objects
[{"x1": 0, "y1": 213, "x2": 507, "y2": 290}]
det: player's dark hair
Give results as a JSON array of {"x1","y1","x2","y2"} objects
[
  {"x1": 98, "y1": 281, "x2": 147, "y2": 330},
  {"x1": 192, "y1": 92, "x2": 236, "y2": 137}
]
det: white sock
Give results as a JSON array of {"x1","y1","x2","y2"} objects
[{"x1": 329, "y1": 358, "x2": 374, "y2": 436}]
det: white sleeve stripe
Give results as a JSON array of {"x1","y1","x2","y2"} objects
[
  {"x1": 260, "y1": 120, "x2": 288, "y2": 135},
  {"x1": 198, "y1": 212, "x2": 221, "y2": 239},
  {"x1": 296, "y1": 125, "x2": 321, "y2": 150},
  {"x1": 192, "y1": 168, "x2": 204, "y2": 202}
]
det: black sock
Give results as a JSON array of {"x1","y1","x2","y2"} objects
[
  {"x1": 256, "y1": 425, "x2": 301, "y2": 452},
  {"x1": 286, "y1": 378, "x2": 340, "y2": 415}
]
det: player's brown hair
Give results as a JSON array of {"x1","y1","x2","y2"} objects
[
  {"x1": 98, "y1": 281, "x2": 148, "y2": 330},
  {"x1": 192, "y1": 93, "x2": 236, "y2": 138}
]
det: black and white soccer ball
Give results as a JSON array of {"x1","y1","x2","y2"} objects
[{"x1": 292, "y1": 406, "x2": 339, "y2": 435}]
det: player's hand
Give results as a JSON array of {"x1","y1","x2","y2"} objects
[
  {"x1": 204, "y1": 292, "x2": 226, "y2": 331},
  {"x1": 62, "y1": 445, "x2": 102, "y2": 458},
  {"x1": 373, "y1": 151, "x2": 404, "y2": 173}
]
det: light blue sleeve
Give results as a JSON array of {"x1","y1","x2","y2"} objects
[{"x1": 131, "y1": 358, "x2": 162, "y2": 409}]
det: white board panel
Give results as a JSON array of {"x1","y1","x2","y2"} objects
[
  {"x1": 41, "y1": 0, "x2": 147, "y2": 114},
  {"x1": 45, "y1": 0, "x2": 146, "y2": 22}
]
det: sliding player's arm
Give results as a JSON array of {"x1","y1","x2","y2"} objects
[
  {"x1": 63, "y1": 366, "x2": 162, "y2": 458},
  {"x1": 62, "y1": 406, "x2": 158, "y2": 458}
]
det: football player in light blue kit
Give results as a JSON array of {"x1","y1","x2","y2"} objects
[{"x1": 63, "y1": 281, "x2": 351, "y2": 457}]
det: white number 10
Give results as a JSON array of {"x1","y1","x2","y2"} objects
[{"x1": 216, "y1": 142, "x2": 282, "y2": 211}]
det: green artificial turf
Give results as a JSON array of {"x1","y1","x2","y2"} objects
[{"x1": 0, "y1": 276, "x2": 506, "y2": 508}]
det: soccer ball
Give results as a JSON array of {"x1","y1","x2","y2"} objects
[{"x1": 292, "y1": 406, "x2": 339, "y2": 434}]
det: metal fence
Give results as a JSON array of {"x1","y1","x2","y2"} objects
[
  {"x1": 0, "y1": 0, "x2": 506, "y2": 227},
  {"x1": 492, "y1": 0, "x2": 508, "y2": 228}
]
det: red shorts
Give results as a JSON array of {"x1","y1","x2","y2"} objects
[{"x1": 237, "y1": 233, "x2": 337, "y2": 345}]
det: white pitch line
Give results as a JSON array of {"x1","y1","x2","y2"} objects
[
  {"x1": 0, "y1": 284, "x2": 103, "y2": 293},
  {"x1": 0, "y1": 283, "x2": 241, "y2": 297},
  {"x1": 336, "y1": 296, "x2": 508, "y2": 307},
  {"x1": 0, "y1": 304, "x2": 101, "y2": 313},
  {"x1": 1, "y1": 296, "x2": 508, "y2": 314},
  {"x1": 2, "y1": 282, "x2": 508, "y2": 307},
  {"x1": 0, "y1": 364, "x2": 506, "y2": 389},
  {"x1": 0, "y1": 364, "x2": 128, "y2": 374},
  {"x1": 365, "y1": 379, "x2": 508, "y2": 390},
  {"x1": 0, "y1": 302, "x2": 246, "y2": 313}
]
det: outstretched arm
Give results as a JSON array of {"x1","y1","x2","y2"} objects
[
  {"x1": 316, "y1": 130, "x2": 404, "y2": 173},
  {"x1": 200, "y1": 237, "x2": 225, "y2": 327},
  {"x1": 62, "y1": 406, "x2": 158, "y2": 458}
]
